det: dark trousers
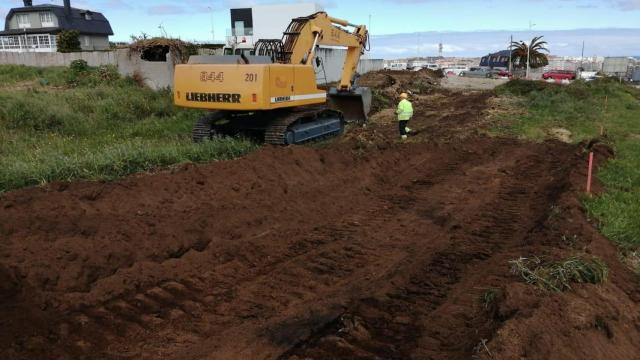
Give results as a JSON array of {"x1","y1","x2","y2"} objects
[{"x1": 399, "y1": 120, "x2": 408, "y2": 136}]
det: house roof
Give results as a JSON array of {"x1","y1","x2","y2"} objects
[
  {"x1": 482, "y1": 50, "x2": 512, "y2": 58},
  {"x1": 1, "y1": 4, "x2": 113, "y2": 36}
]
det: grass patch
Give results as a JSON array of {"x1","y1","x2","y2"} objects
[
  {"x1": 480, "y1": 288, "x2": 501, "y2": 311},
  {"x1": 0, "y1": 64, "x2": 67, "y2": 86},
  {"x1": 494, "y1": 79, "x2": 640, "y2": 262},
  {"x1": 0, "y1": 64, "x2": 256, "y2": 192},
  {"x1": 510, "y1": 256, "x2": 609, "y2": 292}
]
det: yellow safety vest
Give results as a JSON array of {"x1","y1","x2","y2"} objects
[{"x1": 396, "y1": 99, "x2": 413, "y2": 121}]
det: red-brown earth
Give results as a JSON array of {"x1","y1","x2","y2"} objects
[{"x1": 1, "y1": 71, "x2": 638, "y2": 359}]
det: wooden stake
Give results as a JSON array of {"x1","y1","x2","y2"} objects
[{"x1": 587, "y1": 152, "x2": 594, "y2": 194}]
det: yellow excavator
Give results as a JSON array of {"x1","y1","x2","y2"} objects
[{"x1": 173, "y1": 12, "x2": 371, "y2": 144}]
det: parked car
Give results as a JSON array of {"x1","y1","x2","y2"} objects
[
  {"x1": 542, "y1": 70, "x2": 576, "y2": 81},
  {"x1": 388, "y1": 62, "x2": 408, "y2": 71},
  {"x1": 495, "y1": 70, "x2": 513, "y2": 78},
  {"x1": 459, "y1": 67, "x2": 498, "y2": 78},
  {"x1": 442, "y1": 66, "x2": 469, "y2": 76}
]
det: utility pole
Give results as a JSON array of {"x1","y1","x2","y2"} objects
[
  {"x1": 207, "y1": 6, "x2": 215, "y2": 43},
  {"x1": 509, "y1": 34, "x2": 512, "y2": 74},
  {"x1": 580, "y1": 40, "x2": 585, "y2": 71},
  {"x1": 526, "y1": 21, "x2": 536, "y2": 79}
]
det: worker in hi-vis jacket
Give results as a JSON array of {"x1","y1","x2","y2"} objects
[{"x1": 396, "y1": 92, "x2": 413, "y2": 141}]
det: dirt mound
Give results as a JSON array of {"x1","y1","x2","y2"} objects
[
  {"x1": 359, "y1": 69, "x2": 442, "y2": 93},
  {"x1": 359, "y1": 69, "x2": 443, "y2": 115}
]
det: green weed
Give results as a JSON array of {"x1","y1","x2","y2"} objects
[{"x1": 480, "y1": 288, "x2": 501, "y2": 311}]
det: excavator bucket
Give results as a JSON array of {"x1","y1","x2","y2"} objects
[{"x1": 328, "y1": 87, "x2": 372, "y2": 125}]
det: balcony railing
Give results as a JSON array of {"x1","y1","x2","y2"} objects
[{"x1": 0, "y1": 34, "x2": 57, "y2": 52}]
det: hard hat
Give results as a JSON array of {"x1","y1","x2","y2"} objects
[{"x1": 399, "y1": 93, "x2": 408, "y2": 99}]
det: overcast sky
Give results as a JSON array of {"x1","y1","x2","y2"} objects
[{"x1": 2, "y1": 0, "x2": 639, "y2": 58}]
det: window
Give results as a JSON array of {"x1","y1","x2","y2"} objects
[
  {"x1": 234, "y1": 21, "x2": 245, "y2": 36},
  {"x1": 84, "y1": 36, "x2": 91, "y2": 47},
  {"x1": 39, "y1": 12, "x2": 54, "y2": 27},
  {"x1": 16, "y1": 14, "x2": 31, "y2": 28},
  {"x1": 26, "y1": 35, "x2": 38, "y2": 48},
  {"x1": 0, "y1": 36, "x2": 21, "y2": 49},
  {"x1": 84, "y1": 12, "x2": 93, "y2": 20},
  {"x1": 38, "y1": 35, "x2": 50, "y2": 48}
]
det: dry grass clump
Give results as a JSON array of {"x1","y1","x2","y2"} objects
[{"x1": 510, "y1": 256, "x2": 608, "y2": 292}]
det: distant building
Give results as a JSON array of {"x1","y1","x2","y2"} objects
[
  {"x1": 602, "y1": 57, "x2": 634, "y2": 77},
  {"x1": 480, "y1": 50, "x2": 511, "y2": 68},
  {"x1": 227, "y1": 3, "x2": 323, "y2": 47},
  {"x1": 0, "y1": 0, "x2": 113, "y2": 53}
]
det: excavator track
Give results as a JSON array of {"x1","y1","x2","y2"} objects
[{"x1": 264, "y1": 107, "x2": 343, "y2": 145}]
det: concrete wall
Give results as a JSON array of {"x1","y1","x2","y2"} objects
[
  {"x1": 0, "y1": 47, "x2": 380, "y2": 89},
  {"x1": 0, "y1": 49, "x2": 173, "y2": 89},
  {"x1": 315, "y1": 47, "x2": 384, "y2": 84},
  {"x1": 115, "y1": 49, "x2": 175, "y2": 90},
  {"x1": 0, "y1": 50, "x2": 117, "y2": 67}
]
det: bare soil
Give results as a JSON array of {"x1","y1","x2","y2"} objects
[
  {"x1": 1, "y1": 71, "x2": 639, "y2": 360},
  {"x1": 441, "y1": 74, "x2": 510, "y2": 91}
]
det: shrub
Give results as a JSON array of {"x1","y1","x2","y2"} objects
[
  {"x1": 57, "y1": 30, "x2": 81, "y2": 53},
  {"x1": 69, "y1": 59, "x2": 89, "y2": 73}
]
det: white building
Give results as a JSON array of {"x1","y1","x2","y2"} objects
[{"x1": 227, "y1": 3, "x2": 323, "y2": 47}]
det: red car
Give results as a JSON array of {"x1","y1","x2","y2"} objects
[{"x1": 542, "y1": 70, "x2": 576, "y2": 81}]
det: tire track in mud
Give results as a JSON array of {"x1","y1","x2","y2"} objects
[
  {"x1": 64, "y1": 142, "x2": 486, "y2": 359},
  {"x1": 281, "y1": 143, "x2": 574, "y2": 360}
]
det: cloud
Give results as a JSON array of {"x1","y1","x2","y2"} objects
[
  {"x1": 147, "y1": 4, "x2": 188, "y2": 16},
  {"x1": 564, "y1": 0, "x2": 640, "y2": 10},
  {"x1": 370, "y1": 28, "x2": 640, "y2": 58},
  {"x1": 613, "y1": 0, "x2": 640, "y2": 10}
]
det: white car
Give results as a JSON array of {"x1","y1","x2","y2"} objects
[
  {"x1": 443, "y1": 67, "x2": 468, "y2": 76},
  {"x1": 388, "y1": 63, "x2": 408, "y2": 71}
]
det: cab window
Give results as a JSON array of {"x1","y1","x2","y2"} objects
[{"x1": 234, "y1": 49, "x2": 255, "y2": 56}]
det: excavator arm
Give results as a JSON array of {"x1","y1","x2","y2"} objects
[{"x1": 280, "y1": 12, "x2": 369, "y2": 91}]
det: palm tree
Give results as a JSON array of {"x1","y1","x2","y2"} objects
[{"x1": 510, "y1": 36, "x2": 549, "y2": 69}]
